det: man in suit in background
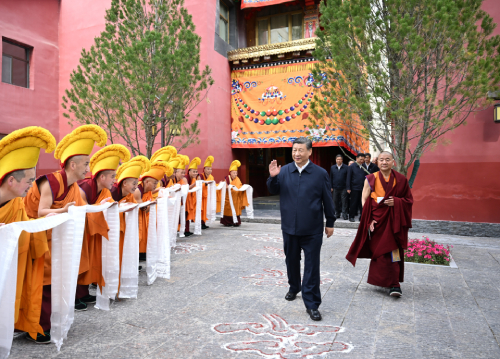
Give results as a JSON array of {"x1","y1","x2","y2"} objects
[
  {"x1": 267, "y1": 137, "x2": 335, "y2": 321},
  {"x1": 347, "y1": 153, "x2": 367, "y2": 222},
  {"x1": 364, "y1": 153, "x2": 380, "y2": 174},
  {"x1": 330, "y1": 154, "x2": 348, "y2": 220}
]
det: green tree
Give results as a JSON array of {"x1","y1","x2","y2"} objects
[
  {"x1": 312, "y1": 0, "x2": 500, "y2": 184},
  {"x1": 62, "y1": 0, "x2": 213, "y2": 157}
]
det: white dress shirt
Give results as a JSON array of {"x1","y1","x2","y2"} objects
[{"x1": 295, "y1": 160, "x2": 310, "y2": 174}]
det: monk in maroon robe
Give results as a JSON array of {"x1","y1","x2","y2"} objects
[{"x1": 346, "y1": 151, "x2": 413, "y2": 297}]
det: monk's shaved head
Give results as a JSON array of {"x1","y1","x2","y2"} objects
[
  {"x1": 379, "y1": 151, "x2": 394, "y2": 158},
  {"x1": 378, "y1": 151, "x2": 394, "y2": 173},
  {"x1": 65, "y1": 155, "x2": 90, "y2": 181}
]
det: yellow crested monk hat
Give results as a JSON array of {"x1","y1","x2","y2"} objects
[
  {"x1": 150, "y1": 145, "x2": 177, "y2": 163},
  {"x1": 0, "y1": 126, "x2": 56, "y2": 181},
  {"x1": 229, "y1": 160, "x2": 241, "y2": 172},
  {"x1": 116, "y1": 156, "x2": 151, "y2": 184},
  {"x1": 141, "y1": 161, "x2": 173, "y2": 181},
  {"x1": 188, "y1": 157, "x2": 201, "y2": 170},
  {"x1": 90, "y1": 144, "x2": 131, "y2": 177},
  {"x1": 203, "y1": 156, "x2": 214, "y2": 168},
  {"x1": 55, "y1": 124, "x2": 107, "y2": 166}
]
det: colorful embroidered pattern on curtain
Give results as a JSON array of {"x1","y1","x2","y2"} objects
[
  {"x1": 230, "y1": 61, "x2": 367, "y2": 154},
  {"x1": 241, "y1": 0, "x2": 295, "y2": 10}
]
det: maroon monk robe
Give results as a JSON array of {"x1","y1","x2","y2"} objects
[{"x1": 346, "y1": 169, "x2": 413, "y2": 288}]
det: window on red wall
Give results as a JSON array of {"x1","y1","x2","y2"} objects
[{"x1": 2, "y1": 39, "x2": 31, "y2": 88}]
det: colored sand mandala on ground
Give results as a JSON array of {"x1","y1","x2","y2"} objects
[
  {"x1": 212, "y1": 313, "x2": 352, "y2": 358},
  {"x1": 247, "y1": 246, "x2": 286, "y2": 259},
  {"x1": 173, "y1": 242, "x2": 206, "y2": 254},
  {"x1": 242, "y1": 269, "x2": 333, "y2": 287},
  {"x1": 242, "y1": 233, "x2": 283, "y2": 243}
]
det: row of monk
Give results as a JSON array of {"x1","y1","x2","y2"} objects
[{"x1": 0, "y1": 124, "x2": 253, "y2": 357}]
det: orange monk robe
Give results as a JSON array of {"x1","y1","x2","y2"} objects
[
  {"x1": 138, "y1": 183, "x2": 154, "y2": 253},
  {"x1": 223, "y1": 176, "x2": 249, "y2": 217},
  {"x1": 185, "y1": 177, "x2": 197, "y2": 221},
  {"x1": 77, "y1": 187, "x2": 113, "y2": 291},
  {"x1": 216, "y1": 185, "x2": 222, "y2": 213},
  {"x1": 200, "y1": 174, "x2": 214, "y2": 222},
  {"x1": 24, "y1": 171, "x2": 86, "y2": 286},
  {"x1": 1, "y1": 198, "x2": 47, "y2": 339},
  {"x1": 371, "y1": 172, "x2": 396, "y2": 201}
]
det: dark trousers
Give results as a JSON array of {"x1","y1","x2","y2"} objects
[
  {"x1": 40, "y1": 285, "x2": 51, "y2": 332},
  {"x1": 76, "y1": 284, "x2": 89, "y2": 299},
  {"x1": 185, "y1": 211, "x2": 191, "y2": 233},
  {"x1": 283, "y1": 232, "x2": 323, "y2": 310},
  {"x1": 349, "y1": 190, "x2": 363, "y2": 219},
  {"x1": 333, "y1": 189, "x2": 348, "y2": 216},
  {"x1": 220, "y1": 215, "x2": 241, "y2": 226}
]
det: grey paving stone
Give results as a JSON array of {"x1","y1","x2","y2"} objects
[{"x1": 8, "y1": 222, "x2": 500, "y2": 358}]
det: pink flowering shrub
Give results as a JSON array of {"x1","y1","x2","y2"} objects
[{"x1": 404, "y1": 237, "x2": 452, "y2": 266}]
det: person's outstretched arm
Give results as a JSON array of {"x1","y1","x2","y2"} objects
[{"x1": 267, "y1": 160, "x2": 281, "y2": 195}]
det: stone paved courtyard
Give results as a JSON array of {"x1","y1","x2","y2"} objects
[{"x1": 9, "y1": 223, "x2": 500, "y2": 359}]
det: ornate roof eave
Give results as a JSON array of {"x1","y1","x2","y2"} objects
[{"x1": 227, "y1": 38, "x2": 317, "y2": 61}]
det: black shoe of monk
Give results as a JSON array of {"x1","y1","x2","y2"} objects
[
  {"x1": 389, "y1": 287, "x2": 402, "y2": 297},
  {"x1": 139, "y1": 253, "x2": 147, "y2": 261},
  {"x1": 75, "y1": 299, "x2": 88, "y2": 311},
  {"x1": 80, "y1": 294, "x2": 96, "y2": 304},
  {"x1": 27, "y1": 331, "x2": 51, "y2": 344},
  {"x1": 202, "y1": 224, "x2": 209, "y2": 230},
  {"x1": 184, "y1": 231, "x2": 193, "y2": 237},
  {"x1": 285, "y1": 291, "x2": 298, "y2": 301},
  {"x1": 306, "y1": 308, "x2": 322, "y2": 321}
]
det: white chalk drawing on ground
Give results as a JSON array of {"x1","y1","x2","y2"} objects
[
  {"x1": 246, "y1": 246, "x2": 286, "y2": 259},
  {"x1": 242, "y1": 229, "x2": 357, "y2": 243},
  {"x1": 173, "y1": 242, "x2": 207, "y2": 254},
  {"x1": 242, "y1": 269, "x2": 333, "y2": 287},
  {"x1": 212, "y1": 313, "x2": 353, "y2": 358}
]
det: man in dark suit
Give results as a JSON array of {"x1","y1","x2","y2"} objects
[
  {"x1": 330, "y1": 154, "x2": 348, "y2": 220},
  {"x1": 267, "y1": 137, "x2": 335, "y2": 322},
  {"x1": 347, "y1": 153, "x2": 368, "y2": 222},
  {"x1": 363, "y1": 153, "x2": 380, "y2": 174}
]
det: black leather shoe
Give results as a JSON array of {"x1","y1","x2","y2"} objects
[
  {"x1": 27, "y1": 331, "x2": 51, "y2": 344},
  {"x1": 306, "y1": 308, "x2": 322, "y2": 321},
  {"x1": 285, "y1": 292, "x2": 298, "y2": 301},
  {"x1": 389, "y1": 287, "x2": 402, "y2": 297},
  {"x1": 201, "y1": 224, "x2": 209, "y2": 230},
  {"x1": 349, "y1": 217, "x2": 355, "y2": 222},
  {"x1": 343, "y1": 214, "x2": 348, "y2": 220},
  {"x1": 80, "y1": 294, "x2": 96, "y2": 304},
  {"x1": 184, "y1": 231, "x2": 193, "y2": 237}
]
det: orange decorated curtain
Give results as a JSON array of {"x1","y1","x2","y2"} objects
[
  {"x1": 241, "y1": 0, "x2": 295, "y2": 9},
  {"x1": 230, "y1": 61, "x2": 367, "y2": 154}
]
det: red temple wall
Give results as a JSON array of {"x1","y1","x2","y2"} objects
[
  {"x1": 410, "y1": 0, "x2": 500, "y2": 223},
  {"x1": 57, "y1": 0, "x2": 234, "y2": 181},
  {"x1": 0, "y1": 0, "x2": 60, "y2": 174},
  {"x1": 1, "y1": 0, "x2": 499, "y2": 222}
]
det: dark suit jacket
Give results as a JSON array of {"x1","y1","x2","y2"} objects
[
  {"x1": 346, "y1": 163, "x2": 367, "y2": 191},
  {"x1": 330, "y1": 164, "x2": 348, "y2": 190},
  {"x1": 267, "y1": 162, "x2": 336, "y2": 236},
  {"x1": 363, "y1": 162, "x2": 380, "y2": 174}
]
